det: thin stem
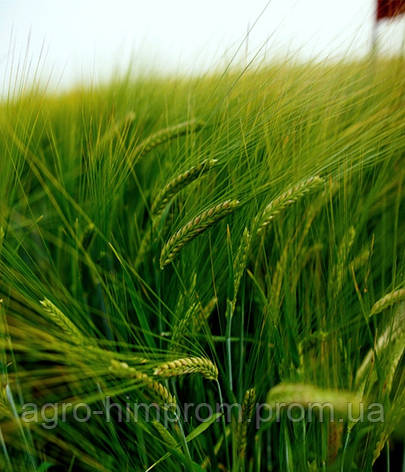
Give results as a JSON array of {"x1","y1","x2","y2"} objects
[
  {"x1": 341, "y1": 422, "x2": 354, "y2": 472},
  {"x1": 175, "y1": 411, "x2": 192, "y2": 465},
  {"x1": 226, "y1": 317, "x2": 233, "y2": 392},
  {"x1": 169, "y1": 379, "x2": 192, "y2": 466},
  {"x1": 225, "y1": 301, "x2": 233, "y2": 393},
  {"x1": 238, "y1": 289, "x2": 245, "y2": 399},
  {"x1": 217, "y1": 380, "x2": 231, "y2": 471}
]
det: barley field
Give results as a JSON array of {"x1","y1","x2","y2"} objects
[{"x1": 0, "y1": 57, "x2": 404, "y2": 471}]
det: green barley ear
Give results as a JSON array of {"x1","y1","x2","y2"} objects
[
  {"x1": 355, "y1": 302, "x2": 405, "y2": 392},
  {"x1": 229, "y1": 227, "x2": 251, "y2": 317},
  {"x1": 191, "y1": 296, "x2": 218, "y2": 332},
  {"x1": 97, "y1": 111, "x2": 136, "y2": 148},
  {"x1": 257, "y1": 176, "x2": 324, "y2": 234},
  {"x1": 170, "y1": 302, "x2": 199, "y2": 350},
  {"x1": 109, "y1": 360, "x2": 176, "y2": 407},
  {"x1": 153, "y1": 357, "x2": 218, "y2": 381},
  {"x1": 134, "y1": 119, "x2": 205, "y2": 161},
  {"x1": 369, "y1": 288, "x2": 405, "y2": 318},
  {"x1": 137, "y1": 160, "x2": 219, "y2": 267},
  {"x1": 329, "y1": 226, "x2": 356, "y2": 297},
  {"x1": 152, "y1": 420, "x2": 178, "y2": 448},
  {"x1": 160, "y1": 199, "x2": 240, "y2": 269},
  {"x1": 266, "y1": 382, "x2": 364, "y2": 420},
  {"x1": 237, "y1": 388, "x2": 256, "y2": 460},
  {"x1": 40, "y1": 298, "x2": 83, "y2": 344},
  {"x1": 171, "y1": 297, "x2": 217, "y2": 349},
  {"x1": 151, "y1": 158, "x2": 219, "y2": 217},
  {"x1": 134, "y1": 221, "x2": 158, "y2": 269}
]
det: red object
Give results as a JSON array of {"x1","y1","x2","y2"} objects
[{"x1": 377, "y1": 0, "x2": 405, "y2": 20}]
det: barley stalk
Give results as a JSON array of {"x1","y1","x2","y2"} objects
[
  {"x1": 153, "y1": 357, "x2": 218, "y2": 381},
  {"x1": 134, "y1": 119, "x2": 205, "y2": 161},
  {"x1": 257, "y1": 176, "x2": 324, "y2": 234},
  {"x1": 151, "y1": 159, "x2": 218, "y2": 217},
  {"x1": 369, "y1": 288, "x2": 405, "y2": 318},
  {"x1": 160, "y1": 199, "x2": 240, "y2": 269},
  {"x1": 237, "y1": 388, "x2": 256, "y2": 459},
  {"x1": 40, "y1": 299, "x2": 83, "y2": 344},
  {"x1": 109, "y1": 360, "x2": 176, "y2": 407}
]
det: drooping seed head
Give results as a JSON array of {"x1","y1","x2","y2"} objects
[
  {"x1": 160, "y1": 200, "x2": 240, "y2": 269},
  {"x1": 160, "y1": 199, "x2": 240, "y2": 269},
  {"x1": 153, "y1": 357, "x2": 218, "y2": 381}
]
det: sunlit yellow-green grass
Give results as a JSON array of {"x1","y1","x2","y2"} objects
[{"x1": 0, "y1": 56, "x2": 404, "y2": 471}]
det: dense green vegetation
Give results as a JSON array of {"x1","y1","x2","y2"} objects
[{"x1": 0, "y1": 57, "x2": 404, "y2": 471}]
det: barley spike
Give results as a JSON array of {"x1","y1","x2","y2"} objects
[
  {"x1": 369, "y1": 288, "x2": 405, "y2": 318},
  {"x1": 109, "y1": 360, "x2": 176, "y2": 407},
  {"x1": 134, "y1": 119, "x2": 205, "y2": 160},
  {"x1": 40, "y1": 298, "x2": 83, "y2": 344},
  {"x1": 160, "y1": 199, "x2": 240, "y2": 268},
  {"x1": 151, "y1": 158, "x2": 218, "y2": 217},
  {"x1": 237, "y1": 388, "x2": 256, "y2": 459},
  {"x1": 153, "y1": 357, "x2": 218, "y2": 381},
  {"x1": 258, "y1": 176, "x2": 324, "y2": 234}
]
